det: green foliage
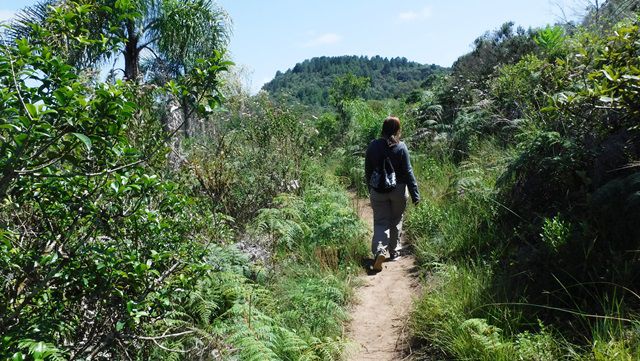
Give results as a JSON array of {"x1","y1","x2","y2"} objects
[
  {"x1": 540, "y1": 216, "x2": 571, "y2": 252},
  {"x1": 407, "y1": 151, "x2": 569, "y2": 361},
  {"x1": 582, "y1": 0, "x2": 640, "y2": 29},
  {"x1": 333, "y1": 148, "x2": 367, "y2": 197},
  {"x1": 344, "y1": 99, "x2": 402, "y2": 145},
  {"x1": 11, "y1": 0, "x2": 230, "y2": 81},
  {"x1": 587, "y1": 18, "x2": 640, "y2": 123},
  {"x1": 515, "y1": 325, "x2": 564, "y2": 361},
  {"x1": 453, "y1": 22, "x2": 536, "y2": 82},
  {"x1": 407, "y1": 15, "x2": 640, "y2": 361},
  {"x1": 12, "y1": 340, "x2": 65, "y2": 361},
  {"x1": 263, "y1": 55, "x2": 446, "y2": 108},
  {"x1": 456, "y1": 318, "x2": 516, "y2": 360},
  {"x1": 405, "y1": 143, "x2": 504, "y2": 263},
  {"x1": 8, "y1": 0, "x2": 126, "y2": 69},
  {"x1": 329, "y1": 73, "x2": 371, "y2": 137},
  {"x1": 314, "y1": 112, "x2": 340, "y2": 148},
  {"x1": 0, "y1": 3, "x2": 234, "y2": 358},
  {"x1": 0, "y1": 1, "x2": 380, "y2": 361},
  {"x1": 187, "y1": 94, "x2": 312, "y2": 223},
  {"x1": 152, "y1": 0, "x2": 230, "y2": 71},
  {"x1": 155, "y1": 182, "x2": 367, "y2": 360},
  {"x1": 590, "y1": 172, "x2": 640, "y2": 247},
  {"x1": 440, "y1": 22, "x2": 537, "y2": 120},
  {"x1": 490, "y1": 54, "x2": 563, "y2": 120},
  {"x1": 329, "y1": 73, "x2": 370, "y2": 108},
  {"x1": 251, "y1": 181, "x2": 368, "y2": 267},
  {"x1": 534, "y1": 25, "x2": 567, "y2": 58}
]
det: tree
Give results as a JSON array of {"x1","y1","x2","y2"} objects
[
  {"x1": 7, "y1": 0, "x2": 123, "y2": 68},
  {"x1": 553, "y1": 0, "x2": 640, "y2": 28},
  {"x1": 9, "y1": 0, "x2": 231, "y2": 141},
  {"x1": 329, "y1": 73, "x2": 370, "y2": 107},
  {"x1": 10, "y1": 0, "x2": 230, "y2": 81},
  {"x1": 329, "y1": 73, "x2": 370, "y2": 137}
]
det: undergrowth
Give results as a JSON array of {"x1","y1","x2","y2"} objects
[
  {"x1": 143, "y1": 173, "x2": 368, "y2": 360},
  {"x1": 405, "y1": 141, "x2": 640, "y2": 360}
]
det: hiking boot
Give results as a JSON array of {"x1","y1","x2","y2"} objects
[
  {"x1": 388, "y1": 251, "x2": 400, "y2": 261},
  {"x1": 371, "y1": 251, "x2": 386, "y2": 272}
]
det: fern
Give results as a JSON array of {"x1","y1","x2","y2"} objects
[
  {"x1": 138, "y1": 180, "x2": 364, "y2": 360},
  {"x1": 16, "y1": 340, "x2": 67, "y2": 361}
]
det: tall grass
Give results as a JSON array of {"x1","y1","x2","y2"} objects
[
  {"x1": 405, "y1": 141, "x2": 506, "y2": 264},
  {"x1": 405, "y1": 141, "x2": 582, "y2": 360},
  {"x1": 406, "y1": 139, "x2": 640, "y2": 359}
]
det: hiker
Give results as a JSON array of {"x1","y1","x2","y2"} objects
[{"x1": 364, "y1": 116, "x2": 420, "y2": 271}]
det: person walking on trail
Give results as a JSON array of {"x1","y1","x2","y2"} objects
[{"x1": 365, "y1": 116, "x2": 420, "y2": 272}]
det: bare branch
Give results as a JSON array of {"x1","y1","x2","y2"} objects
[{"x1": 137, "y1": 329, "x2": 196, "y2": 340}]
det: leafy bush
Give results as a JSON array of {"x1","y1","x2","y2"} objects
[
  {"x1": 0, "y1": 14, "x2": 232, "y2": 360},
  {"x1": 534, "y1": 25, "x2": 567, "y2": 59},
  {"x1": 490, "y1": 54, "x2": 563, "y2": 120},
  {"x1": 333, "y1": 147, "x2": 367, "y2": 197},
  {"x1": 407, "y1": 153, "x2": 569, "y2": 361},
  {"x1": 252, "y1": 180, "x2": 368, "y2": 267},
  {"x1": 540, "y1": 215, "x2": 571, "y2": 252},
  {"x1": 186, "y1": 94, "x2": 313, "y2": 223}
]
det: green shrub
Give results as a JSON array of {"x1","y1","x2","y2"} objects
[
  {"x1": 540, "y1": 215, "x2": 571, "y2": 252},
  {"x1": 490, "y1": 54, "x2": 562, "y2": 121},
  {"x1": 515, "y1": 324, "x2": 565, "y2": 361},
  {"x1": 252, "y1": 179, "x2": 368, "y2": 267},
  {"x1": 186, "y1": 95, "x2": 312, "y2": 223}
]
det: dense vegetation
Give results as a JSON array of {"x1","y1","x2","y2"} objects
[
  {"x1": 262, "y1": 55, "x2": 446, "y2": 107},
  {"x1": 402, "y1": 3, "x2": 640, "y2": 360},
  {"x1": 2, "y1": 0, "x2": 640, "y2": 360}
]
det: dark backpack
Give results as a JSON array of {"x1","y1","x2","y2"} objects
[{"x1": 369, "y1": 145, "x2": 396, "y2": 193}]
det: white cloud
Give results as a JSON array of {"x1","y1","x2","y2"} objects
[
  {"x1": 0, "y1": 9, "x2": 16, "y2": 23},
  {"x1": 397, "y1": 6, "x2": 432, "y2": 22},
  {"x1": 302, "y1": 32, "x2": 342, "y2": 48}
]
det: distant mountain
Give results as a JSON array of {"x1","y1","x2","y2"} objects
[{"x1": 262, "y1": 55, "x2": 447, "y2": 107}]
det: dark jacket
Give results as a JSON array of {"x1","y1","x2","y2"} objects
[{"x1": 365, "y1": 138, "x2": 420, "y2": 203}]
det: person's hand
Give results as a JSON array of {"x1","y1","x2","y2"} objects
[{"x1": 412, "y1": 199, "x2": 420, "y2": 206}]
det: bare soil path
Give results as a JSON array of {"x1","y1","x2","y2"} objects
[{"x1": 347, "y1": 196, "x2": 421, "y2": 361}]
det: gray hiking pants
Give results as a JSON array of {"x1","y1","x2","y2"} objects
[{"x1": 369, "y1": 184, "x2": 408, "y2": 255}]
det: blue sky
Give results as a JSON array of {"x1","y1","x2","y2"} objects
[{"x1": 2, "y1": 0, "x2": 584, "y2": 92}]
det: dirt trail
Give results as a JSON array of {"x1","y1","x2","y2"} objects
[{"x1": 347, "y1": 196, "x2": 420, "y2": 361}]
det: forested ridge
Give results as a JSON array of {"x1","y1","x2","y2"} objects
[
  {"x1": 2, "y1": 0, "x2": 640, "y2": 360},
  {"x1": 262, "y1": 55, "x2": 446, "y2": 107}
]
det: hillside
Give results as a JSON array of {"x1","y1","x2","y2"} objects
[{"x1": 262, "y1": 55, "x2": 447, "y2": 107}]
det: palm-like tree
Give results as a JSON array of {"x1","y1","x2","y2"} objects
[
  {"x1": 121, "y1": 0, "x2": 230, "y2": 80},
  {"x1": 9, "y1": 0, "x2": 230, "y2": 81},
  {"x1": 7, "y1": 0, "x2": 118, "y2": 68}
]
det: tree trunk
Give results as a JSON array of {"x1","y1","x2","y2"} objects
[
  {"x1": 124, "y1": 20, "x2": 140, "y2": 81},
  {"x1": 181, "y1": 98, "x2": 191, "y2": 138}
]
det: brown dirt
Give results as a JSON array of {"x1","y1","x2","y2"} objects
[{"x1": 346, "y1": 196, "x2": 420, "y2": 361}]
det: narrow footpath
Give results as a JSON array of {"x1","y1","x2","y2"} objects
[{"x1": 347, "y1": 196, "x2": 421, "y2": 361}]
